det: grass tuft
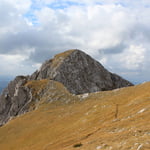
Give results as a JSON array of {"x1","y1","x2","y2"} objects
[{"x1": 73, "y1": 143, "x2": 83, "y2": 148}]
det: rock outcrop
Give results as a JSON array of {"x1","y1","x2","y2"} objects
[
  {"x1": 0, "y1": 76, "x2": 31, "y2": 126},
  {"x1": 30, "y1": 49, "x2": 133, "y2": 94},
  {"x1": 0, "y1": 49, "x2": 133, "y2": 126}
]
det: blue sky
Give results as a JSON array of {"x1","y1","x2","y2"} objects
[
  {"x1": 0, "y1": 0, "x2": 150, "y2": 84},
  {"x1": 24, "y1": 1, "x2": 86, "y2": 24}
]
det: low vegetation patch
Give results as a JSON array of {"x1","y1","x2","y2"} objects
[{"x1": 73, "y1": 143, "x2": 83, "y2": 148}]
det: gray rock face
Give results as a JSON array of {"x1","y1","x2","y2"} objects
[
  {"x1": 30, "y1": 50, "x2": 133, "y2": 94},
  {"x1": 0, "y1": 76, "x2": 31, "y2": 126}
]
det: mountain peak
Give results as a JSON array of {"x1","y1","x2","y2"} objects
[
  {"x1": 0, "y1": 49, "x2": 133, "y2": 126},
  {"x1": 30, "y1": 49, "x2": 133, "y2": 94},
  {"x1": 1, "y1": 50, "x2": 150, "y2": 150}
]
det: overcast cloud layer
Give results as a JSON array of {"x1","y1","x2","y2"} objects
[{"x1": 0, "y1": 0, "x2": 150, "y2": 83}]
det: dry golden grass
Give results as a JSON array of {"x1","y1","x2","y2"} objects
[
  {"x1": 0, "y1": 81, "x2": 150, "y2": 150},
  {"x1": 25, "y1": 79, "x2": 49, "y2": 95},
  {"x1": 54, "y1": 49, "x2": 75, "y2": 59},
  {"x1": 50, "y1": 49, "x2": 75, "y2": 69}
]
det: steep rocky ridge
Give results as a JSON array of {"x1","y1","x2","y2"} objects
[
  {"x1": 0, "y1": 79, "x2": 78, "y2": 126},
  {"x1": 0, "y1": 49, "x2": 133, "y2": 126},
  {"x1": 30, "y1": 49, "x2": 133, "y2": 94},
  {"x1": 0, "y1": 76, "x2": 31, "y2": 126}
]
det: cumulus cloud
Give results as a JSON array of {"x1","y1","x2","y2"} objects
[
  {"x1": 0, "y1": 53, "x2": 36, "y2": 76},
  {"x1": 120, "y1": 45, "x2": 146, "y2": 70},
  {"x1": 0, "y1": 0, "x2": 150, "y2": 83}
]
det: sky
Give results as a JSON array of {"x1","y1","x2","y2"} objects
[{"x1": 0, "y1": 0, "x2": 150, "y2": 84}]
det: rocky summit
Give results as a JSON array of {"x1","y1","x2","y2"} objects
[
  {"x1": 0, "y1": 49, "x2": 133, "y2": 126},
  {"x1": 30, "y1": 49, "x2": 133, "y2": 94}
]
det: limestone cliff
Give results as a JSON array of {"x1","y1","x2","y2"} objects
[{"x1": 0, "y1": 76, "x2": 31, "y2": 126}]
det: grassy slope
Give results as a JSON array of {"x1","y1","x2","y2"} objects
[
  {"x1": 0, "y1": 81, "x2": 150, "y2": 150},
  {"x1": 50, "y1": 49, "x2": 75, "y2": 69}
]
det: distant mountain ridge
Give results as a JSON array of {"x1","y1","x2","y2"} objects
[{"x1": 0, "y1": 49, "x2": 133, "y2": 126}]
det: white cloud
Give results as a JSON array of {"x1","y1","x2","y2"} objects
[
  {"x1": 8, "y1": 0, "x2": 31, "y2": 13},
  {"x1": 0, "y1": 0, "x2": 31, "y2": 35},
  {"x1": 0, "y1": 53, "x2": 40, "y2": 76},
  {"x1": 120, "y1": 45, "x2": 146, "y2": 70},
  {"x1": 0, "y1": 54, "x2": 26, "y2": 75},
  {"x1": 0, "y1": 0, "x2": 150, "y2": 83}
]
